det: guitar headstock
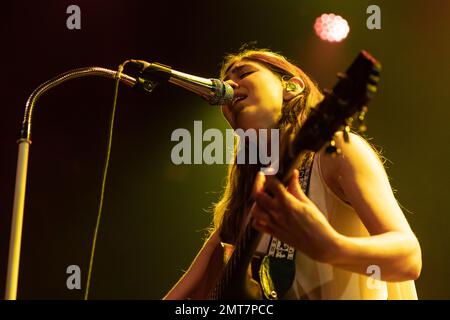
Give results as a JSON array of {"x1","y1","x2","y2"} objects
[
  {"x1": 276, "y1": 50, "x2": 381, "y2": 182},
  {"x1": 291, "y1": 50, "x2": 381, "y2": 156}
]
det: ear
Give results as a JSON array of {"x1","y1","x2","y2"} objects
[{"x1": 282, "y1": 76, "x2": 306, "y2": 101}]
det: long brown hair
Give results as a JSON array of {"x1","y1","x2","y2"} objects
[{"x1": 212, "y1": 48, "x2": 324, "y2": 244}]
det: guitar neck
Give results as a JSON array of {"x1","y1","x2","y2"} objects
[
  {"x1": 211, "y1": 219, "x2": 262, "y2": 299},
  {"x1": 211, "y1": 150, "x2": 301, "y2": 300}
]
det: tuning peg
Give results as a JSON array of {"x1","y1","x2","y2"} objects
[
  {"x1": 367, "y1": 84, "x2": 378, "y2": 94},
  {"x1": 355, "y1": 107, "x2": 368, "y2": 132},
  {"x1": 357, "y1": 123, "x2": 367, "y2": 132},
  {"x1": 325, "y1": 139, "x2": 341, "y2": 156},
  {"x1": 343, "y1": 125, "x2": 351, "y2": 142},
  {"x1": 358, "y1": 106, "x2": 368, "y2": 122},
  {"x1": 342, "y1": 118, "x2": 354, "y2": 142},
  {"x1": 368, "y1": 74, "x2": 380, "y2": 85},
  {"x1": 371, "y1": 65, "x2": 381, "y2": 76}
]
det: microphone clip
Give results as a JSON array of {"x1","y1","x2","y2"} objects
[{"x1": 130, "y1": 61, "x2": 172, "y2": 93}]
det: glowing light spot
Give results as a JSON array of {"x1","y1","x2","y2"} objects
[{"x1": 314, "y1": 13, "x2": 350, "y2": 42}]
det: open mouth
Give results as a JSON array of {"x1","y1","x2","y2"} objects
[{"x1": 232, "y1": 94, "x2": 247, "y2": 107}]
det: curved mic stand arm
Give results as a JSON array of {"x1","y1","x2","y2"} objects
[
  {"x1": 6, "y1": 67, "x2": 137, "y2": 300},
  {"x1": 20, "y1": 67, "x2": 137, "y2": 140}
]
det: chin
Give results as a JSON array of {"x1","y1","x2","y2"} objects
[
  {"x1": 236, "y1": 115, "x2": 274, "y2": 131},
  {"x1": 234, "y1": 108, "x2": 264, "y2": 131}
]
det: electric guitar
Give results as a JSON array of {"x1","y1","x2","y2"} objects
[{"x1": 208, "y1": 50, "x2": 382, "y2": 300}]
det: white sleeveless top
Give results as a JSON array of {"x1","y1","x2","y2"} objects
[{"x1": 256, "y1": 152, "x2": 418, "y2": 300}]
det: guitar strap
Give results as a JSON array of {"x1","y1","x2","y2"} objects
[{"x1": 258, "y1": 151, "x2": 315, "y2": 300}]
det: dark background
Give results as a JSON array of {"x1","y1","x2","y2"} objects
[{"x1": 1, "y1": 1, "x2": 449, "y2": 299}]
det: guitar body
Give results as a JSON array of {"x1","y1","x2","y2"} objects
[
  {"x1": 218, "y1": 243, "x2": 263, "y2": 300},
  {"x1": 218, "y1": 272, "x2": 263, "y2": 300}
]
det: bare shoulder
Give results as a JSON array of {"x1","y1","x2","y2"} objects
[
  {"x1": 318, "y1": 131, "x2": 386, "y2": 204},
  {"x1": 319, "y1": 131, "x2": 383, "y2": 174},
  {"x1": 318, "y1": 132, "x2": 412, "y2": 234}
]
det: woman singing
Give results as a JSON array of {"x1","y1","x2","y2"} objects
[{"x1": 164, "y1": 48, "x2": 422, "y2": 300}]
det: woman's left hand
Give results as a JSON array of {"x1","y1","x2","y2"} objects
[{"x1": 251, "y1": 169, "x2": 342, "y2": 263}]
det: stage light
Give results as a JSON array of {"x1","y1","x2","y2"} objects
[{"x1": 314, "y1": 13, "x2": 350, "y2": 42}]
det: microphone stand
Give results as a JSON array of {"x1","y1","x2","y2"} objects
[{"x1": 5, "y1": 67, "x2": 139, "y2": 300}]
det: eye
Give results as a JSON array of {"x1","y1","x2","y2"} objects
[{"x1": 239, "y1": 71, "x2": 254, "y2": 79}]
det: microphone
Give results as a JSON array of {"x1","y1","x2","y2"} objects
[{"x1": 130, "y1": 60, "x2": 234, "y2": 105}]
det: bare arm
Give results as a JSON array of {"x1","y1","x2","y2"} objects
[
  {"x1": 163, "y1": 229, "x2": 224, "y2": 300},
  {"x1": 320, "y1": 132, "x2": 422, "y2": 281},
  {"x1": 252, "y1": 132, "x2": 421, "y2": 282}
]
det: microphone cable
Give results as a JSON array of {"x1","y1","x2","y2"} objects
[{"x1": 84, "y1": 61, "x2": 132, "y2": 299}]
